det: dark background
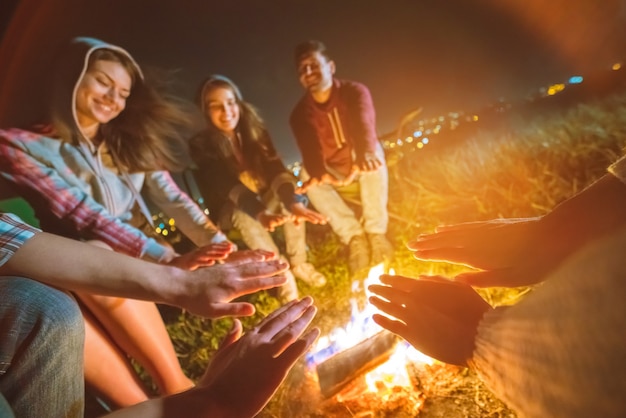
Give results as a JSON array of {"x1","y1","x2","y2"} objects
[{"x1": 2, "y1": 0, "x2": 626, "y2": 164}]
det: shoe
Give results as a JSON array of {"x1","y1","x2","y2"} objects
[
  {"x1": 368, "y1": 233, "x2": 394, "y2": 265},
  {"x1": 348, "y1": 234, "x2": 370, "y2": 278},
  {"x1": 292, "y1": 262, "x2": 327, "y2": 287},
  {"x1": 276, "y1": 269, "x2": 299, "y2": 303}
]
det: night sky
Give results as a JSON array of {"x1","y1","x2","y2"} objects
[{"x1": 2, "y1": 0, "x2": 626, "y2": 163}]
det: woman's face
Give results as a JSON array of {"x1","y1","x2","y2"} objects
[
  {"x1": 204, "y1": 86, "x2": 240, "y2": 136},
  {"x1": 75, "y1": 59, "x2": 132, "y2": 129}
]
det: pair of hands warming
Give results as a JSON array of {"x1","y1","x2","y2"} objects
[
  {"x1": 297, "y1": 151, "x2": 383, "y2": 193},
  {"x1": 369, "y1": 217, "x2": 560, "y2": 366},
  {"x1": 257, "y1": 202, "x2": 327, "y2": 232}
]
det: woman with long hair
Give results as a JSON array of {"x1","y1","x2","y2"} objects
[
  {"x1": 190, "y1": 75, "x2": 328, "y2": 301},
  {"x1": 0, "y1": 38, "x2": 235, "y2": 408}
]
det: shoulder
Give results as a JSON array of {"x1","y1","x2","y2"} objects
[
  {"x1": 290, "y1": 95, "x2": 311, "y2": 122},
  {"x1": 337, "y1": 79, "x2": 371, "y2": 97},
  {"x1": 0, "y1": 127, "x2": 64, "y2": 152}
]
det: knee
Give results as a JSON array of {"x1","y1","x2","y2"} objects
[{"x1": 11, "y1": 278, "x2": 83, "y2": 346}]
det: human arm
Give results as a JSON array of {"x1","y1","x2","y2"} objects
[
  {"x1": 289, "y1": 102, "x2": 327, "y2": 180},
  {"x1": 409, "y1": 172, "x2": 626, "y2": 287},
  {"x1": 0, "y1": 129, "x2": 171, "y2": 261},
  {"x1": 346, "y1": 82, "x2": 382, "y2": 172},
  {"x1": 143, "y1": 170, "x2": 230, "y2": 247},
  {"x1": 0, "y1": 219, "x2": 289, "y2": 318},
  {"x1": 103, "y1": 297, "x2": 320, "y2": 418}
]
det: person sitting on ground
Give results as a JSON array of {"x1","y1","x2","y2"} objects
[
  {"x1": 189, "y1": 74, "x2": 328, "y2": 301},
  {"x1": 289, "y1": 40, "x2": 393, "y2": 278},
  {"x1": 0, "y1": 211, "x2": 319, "y2": 418},
  {"x1": 0, "y1": 36, "x2": 242, "y2": 407},
  {"x1": 368, "y1": 155, "x2": 626, "y2": 418}
]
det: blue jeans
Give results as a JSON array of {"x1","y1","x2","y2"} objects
[
  {"x1": 0, "y1": 277, "x2": 84, "y2": 418},
  {"x1": 303, "y1": 145, "x2": 389, "y2": 245}
]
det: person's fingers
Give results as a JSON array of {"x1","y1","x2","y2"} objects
[
  {"x1": 368, "y1": 293, "x2": 409, "y2": 322},
  {"x1": 270, "y1": 304, "x2": 317, "y2": 357},
  {"x1": 273, "y1": 327, "x2": 321, "y2": 366},
  {"x1": 454, "y1": 268, "x2": 524, "y2": 288},
  {"x1": 411, "y1": 247, "x2": 476, "y2": 266},
  {"x1": 371, "y1": 313, "x2": 409, "y2": 338},
  {"x1": 209, "y1": 302, "x2": 256, "y2": 319},
  {"x1": 233, "y1": 274, "x2": 289, "y2": 295},
  {"x1": 257, "y1": 297, "x2": 314, "y2": 336},
  {"x1": 219, "y1": 319, "x2": 243, "y2": 349},
  {"x1": 225, "y1": 249, "x2": 277, "y2": 265},
  {"x1": 237, "y1": 260, "x2": 289, "y2": 279}
]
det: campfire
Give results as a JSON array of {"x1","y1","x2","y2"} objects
[{"x1": 298, "y1": 263, "x2": 434, "y2": 415}]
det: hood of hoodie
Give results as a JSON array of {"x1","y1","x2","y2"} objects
[
  {"x1": 50, "y1": 37, "x2": 143, "y2": 147},
  {"x1": 195, "y1": 74, "x2": 242, "y2": 117}
]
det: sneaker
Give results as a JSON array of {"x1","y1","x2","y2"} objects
[
  {"x1": 292, "y1": 262, "x2": 327, "y2": 287},
  {"x1": 368, "y1": 233, "x2": 394, "y2": 265},
  {"x1": 348, "y1": 234, "x2": 370, "y2": 278},
  {"x1": 276, "y1": 269, "x2": 299, "y2": 303}
]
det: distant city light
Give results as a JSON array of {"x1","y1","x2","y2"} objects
[
  {"x1": 413, "y1": 130, "x2": 422, "y2": 137},
  {"x1": 422, "y1": 137, "x2": 429, "y2": 144},
  {"x1": 417, "y1": 142, "x2": 424, "y2": 149},
  {"x1": 547, "y1": 83, "x2": 565, "y2": 95},
  {"x1": 613, "y1": 63, "x2": 622, "y2": 71},
  {"x1": 472, "y1": 115, "x2": 479, "y2": 121},
  {"x1": 568, "y1": 75, "x2": 583, "y2": 84}
]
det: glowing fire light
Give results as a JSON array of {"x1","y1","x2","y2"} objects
[{"x1": 307, "y1": 263, "x2": 433, "y2": 397}]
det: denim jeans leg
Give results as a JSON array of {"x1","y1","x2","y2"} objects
[
  {"x1": 0, "y1": 277, "x2": 85, "y2": 418},
  {"x1": 359, "y1": 154, "x2": 389, "y2": 235}
]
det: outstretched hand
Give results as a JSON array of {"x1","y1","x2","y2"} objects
[
  {"x1": 357, "y1": 152, "x2": 383, "y2": 172},
  {"x1": 183, "y1": 250, "x2": 290, "y2": 318},
  {"x1": 198, "y1": 297, "x2": 319, "y2": 417},
  {"x1": 168, "y1": 241, "x2": 236, "y2": 271},
  {"x1": 258, "y1": 211, "x2": 293, "y2": 232},
  {"x1": 289, "y1": 202, "x2": 328, "y2": 225},
  {"x1": 296, "y1": 167, "x2": 360, "y2": 193},
  {"x1": 369, "y1": 274, "x2": 491, "y2": 366},
  {"x1": 408, "y1": 217, "x2": 558, "y2": 287}
]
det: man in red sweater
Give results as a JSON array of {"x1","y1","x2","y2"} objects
[{"x1": 289, "y1": 40, "x2": 392, "y2": 278}]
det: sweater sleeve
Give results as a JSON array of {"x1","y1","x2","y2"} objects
[
  {"x1": 0, "y1": 213, "x2": 40, "y2": 267},
  {"x1": 470, "y1": 228, "x2": 626, "y2": 418},
  {"x1": 142, "y1": 170, "x2": 227, "y2": 247},
  {"x1": 0, "y1": 129, "x2": 171, "y2": 262},
  {"x1": 190, "y1": 132, "x2": 265, "y2": 220},
  {"x1": 346, "y1": 82, "x2": 379, "y2": 160},
  {"x1": 289, "y1": 101, "x2": 327, "y2": 179}
]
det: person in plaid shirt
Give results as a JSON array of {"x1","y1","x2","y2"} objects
[{"x1": 0, "y1": 212, "x2": 318, "y2": 418}]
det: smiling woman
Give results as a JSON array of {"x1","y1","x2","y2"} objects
[
  {"x1": 0, "y1": 36, "x2": 240, "y2": 410},
  {"x1": 75, "y1": 55, "x2": 133, "y2": 139}
]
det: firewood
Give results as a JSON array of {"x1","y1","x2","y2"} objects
[{"x1": 316, "y1": 330, "x2": 400, "y2": 398}]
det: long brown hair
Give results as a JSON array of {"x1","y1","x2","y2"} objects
[
  {"x1": 93, "y1": 49, "x2": 192, "y2": 173},
  {"x1": 198, "y1": 75, "x2": 280, "y2": 175}
]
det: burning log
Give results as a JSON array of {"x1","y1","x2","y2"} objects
[{"x1": 316, "y1": 330, "x2": 400, "y2": 398}]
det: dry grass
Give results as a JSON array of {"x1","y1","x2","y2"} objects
[{"x1": 166, "y1": 90, "x2": 626, "y2": 417}]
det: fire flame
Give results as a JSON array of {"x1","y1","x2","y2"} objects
[{"x1": 307, "y1": 263, "x2": 433, "y2": 396}]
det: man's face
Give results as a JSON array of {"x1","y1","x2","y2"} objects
[{"x1": 297, "y1": 51, "x2": 335, "y2": 93}]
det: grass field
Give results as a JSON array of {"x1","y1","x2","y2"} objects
[{"x1": 165, "y1": 89, "x2": 626, "y2": 417}]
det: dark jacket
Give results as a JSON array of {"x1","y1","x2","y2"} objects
[{"x1": 189, "y1": 128, "x2": 303, "y2": 226}]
